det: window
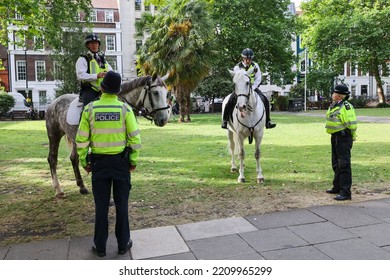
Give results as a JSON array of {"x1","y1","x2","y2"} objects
[
  {"x1": 17, "y1": 60, "x2": 27, "y2": 81},
  {"x1": 106, "y1": 35, "x2": 115, "y2": 51},
  {"x1": 35, "y1": 61, "x2": 46, "y2": 81},
  {"x1": 350, "y1": 63, "x2": 358, "y2": 76},
  {"x1": 135, "y1": 0, "x2": 141, "y2": 11},
  {"x1": 351, "y1": 85, "x2": 356, "y2": 97},
  {"x1": 39, "y1": 91, "x2": 47, "y2": 106},
  {"x1": 105, "y1": 57, "x2": 117, "y2": 70},
  {"x1": 145, "y1": 5, "x2": 150, "y2": 11},
  {"x1": 34, "y1": 36, "x2": 44, "y2": 50},
  {"x1": 90, "y1": 10, "x2": 97, "y2": 22},
  {"x1": 136, "y1": 40, "x2": 142, "y2": 51},
  {"x1": 105, "y1": 10, "x2": 114, "y2": 23},
  {"x1": 52, "y1": 61, "x2": 61, "y2": 79}
]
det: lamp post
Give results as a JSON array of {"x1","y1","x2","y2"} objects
[{"x1": 23, "y1": 46, "x2": 29, "y2": 101}]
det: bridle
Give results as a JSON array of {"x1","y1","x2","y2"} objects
[
  {"x1": 121, "y1": 76, "x2": 170, "y2": 122},
  {"x1": 234, "y1": 74, "x2": 265, "y2": 144}
]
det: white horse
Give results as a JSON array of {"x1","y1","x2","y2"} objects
[{"x1": 222, "y1": 68, "x2": 266, "y2": 183}]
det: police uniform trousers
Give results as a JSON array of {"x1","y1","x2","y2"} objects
[
  {"x1": 91, "y1": 152, "x2": 131, "y2": 252},
  {"x1": 331, "y1": 131, "x2": 353, "y2": 197},
  {"x1": 81, "y1": 86, "x2": 100, "y2": 107}
]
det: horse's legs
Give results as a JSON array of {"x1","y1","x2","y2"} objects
[
  {"x1": 228, "y1": 130, "x2": 237, "y2": 173},
  {"x1": 47, "y1": 133, "x2": 65, "y2": 198},
  {"x1": 254, "y1": 134, "x2": 264, "y2": 183},
  {"x1": 69, "y1": 139, "x2": 89, "y2": 195},
  {"x1": 237, "y1": 137, "x2": 246, "y2": 183}
]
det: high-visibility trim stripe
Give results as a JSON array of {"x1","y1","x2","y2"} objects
[
  {"x1": 78, "y1": 130, "x2": 89, "y2": 137},
  {"x1": 130, "y1": 143, "x2": 141, "y2": 150},
  {"x1": 128, "y1": 129, "x2": 140, "y2": 137},
  {"x1": 94, "y1": 128, "x2": 126, "y2": 134},
  {"x1": 77, "y1": 142, "x2": 90, "y2": 148},
  {"x1": 91, "y1": 141, "x2": 127, "y2": 148},
  {"x1": 92, "y1": 105, "x2": 124, "y2": 109}
]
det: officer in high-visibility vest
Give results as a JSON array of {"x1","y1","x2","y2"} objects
[
  {"x1": 76, "y1": 71, "x2": 141, "y2": 257},
  {"x1": 325, "y1": 84, "x2": 357, "y2": 201},
  {"x1": 222, "y1": 48, "x2": 276, "y2": 129},
  {"x1": 76, "y1": 33, "x2": 112, "y2": 107}
]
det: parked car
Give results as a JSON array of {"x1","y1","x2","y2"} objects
[{"x1": 210, "y1": 98, "x2": 223, "y2": 112}]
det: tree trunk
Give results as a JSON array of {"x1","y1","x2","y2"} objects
[{"x1": 372, "y1": 64, "x2": 386, "y2": 103}]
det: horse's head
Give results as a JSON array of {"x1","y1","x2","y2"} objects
[
  {"x1": 119, "y1": 75, "x2": 170, "y2": 127},
  {"x1": 229, "y1": 68, "x2": 254, "y2": 118}
]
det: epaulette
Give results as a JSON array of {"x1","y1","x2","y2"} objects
[{"x1": 344, "y1": 102, "x2": 351, "y2": 110}]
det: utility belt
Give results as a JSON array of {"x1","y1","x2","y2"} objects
[
  {"x1": 332, "y1": 129, "x2": 351, "y2": 138},
  {"x1": 90, "y1": 147, "x2": 132, "y2": 163},
  {"x1": 80, "y1": 82, "x2": 99, "y2": 93}
]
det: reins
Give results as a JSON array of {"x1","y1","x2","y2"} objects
[
  {"x1": 119, "y1": 76, "x2": 170, "y2": 122},
  {"x1": 234, "y1": 75, "x2": 265, "y2": 144}
]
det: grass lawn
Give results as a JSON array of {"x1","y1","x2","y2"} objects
[{"x1": 0, "y1": 108, "x2": 389, "y2": 246}]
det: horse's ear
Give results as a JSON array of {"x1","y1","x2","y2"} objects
[
  {"x1": 161, "y1": 73, "x2": 169, "y2": 81},
  {"x1": 228, "y1": 69, "x2": 235, "y2": 77},
  {"x1": 152, "y1": 73, "x2": 158, "y2": 81}
]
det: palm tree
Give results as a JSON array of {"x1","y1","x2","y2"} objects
[{"x1": 137, "y1": 0, "x2": 215, "y2": 122}]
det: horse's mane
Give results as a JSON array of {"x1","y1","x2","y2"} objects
[{"x1": 120, "y1": 75, "x2": 165, "y2": 94}]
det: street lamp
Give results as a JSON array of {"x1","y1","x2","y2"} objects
[{"x1": 23, "y1": 46, "x2": 29, "y2": 100}]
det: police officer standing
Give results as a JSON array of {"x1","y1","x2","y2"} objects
[
  {"x1": 76, "y1": 33, "x2": 112, "y2": 107},
  {"x1": 76, "y1": 71, "x2": 141, "y2": 257},
  {"x1": 222, "y1": 48, "x2": 276, "y2": 129},
  {"x1": 325, "y1": 84, "x2": 357, "y2": 201}
]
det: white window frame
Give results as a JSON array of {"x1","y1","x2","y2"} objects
[
  {"x1": 39, "y1": 90, "x2": 47, "y2": 106},
  {"x1": 16, "y1": 60, "x2": 27, "y2": 81},
  {"x1": 105, "y1": 10, "x2": 114, "y2": 23},
  {"x1": 35, "y1": 61, "x2": 46, "y2": 81},
  {"x1": 34, "y1": 36, "x2": 45, "y2": 50},
  {"x1": 105, "y1": 35, "x2": 115, "y2": 51},
  {"x1": 90, "y1": 10, "x2": 97, "y2": 22}
]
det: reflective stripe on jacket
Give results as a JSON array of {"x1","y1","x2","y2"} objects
[
  {"x1": 325, "y1": 101, "x2": 357, "y2": 140},
  {"x1": 76, "y1": 94, "x2": 141, "y2": 167}
]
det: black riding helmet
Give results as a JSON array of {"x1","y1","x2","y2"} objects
[
  {"x1": 85, "y1": 33, "x2": 101, "y2": 46},
  {"x1": 241, "y1": 48, "x2": 254, "y2": 59}
]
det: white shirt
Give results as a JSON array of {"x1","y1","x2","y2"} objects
[{"x1": 75, "y1": 52, "x2": 112, "y2": 82}]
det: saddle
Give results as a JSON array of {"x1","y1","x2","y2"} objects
[{"x1": 66, "y1": 97, "x2": 83, "y2": 125}]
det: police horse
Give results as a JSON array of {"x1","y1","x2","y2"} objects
[
  {"x1": 222, "y1": 68, "x2": 266, "y2": 183},
  {"x1": 45, "y1": 75, "x2": 170, "y2": 198}
]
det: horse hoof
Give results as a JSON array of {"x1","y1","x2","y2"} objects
[
  {"x1": 230, "y1": 168, "x2": 237, "y2": 173},
  {"x1": 238, "y1": 178, "x2": 246, "y2": 183},
  {"x1": 257, "y1": 178, "x2": 265, "y2": 184},
  {"x1": 79, "y1": 188, "x2": 89, "y2": 195},
  {"x1": 55, "y1": 192, "x2": 65, "y2": 199}
]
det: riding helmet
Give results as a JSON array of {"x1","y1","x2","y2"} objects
[
  {"x1": 101, "y1": 71, "x2": 122, "y2": 94},
  {"x1": 85, "y1": 33, "x2": 101, "y2": 46},
  {"x1": 241, "y1": 48, "x2": 254, "y2": 59},
  {"x1": 333, "y1": 84, "x2": 350, "y2": 95}
]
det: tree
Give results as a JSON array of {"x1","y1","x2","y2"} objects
[
  {"x1": 211, "y1": 0, "x2": 297, "y2": 89},
  {"x1": 0, "y1": 0, "x2": 92, "y2": 49},
  {"x1": 138, "y1": 0, "x2": 215, "y2": 122},
  {"x1": 300, "y1": 0, "x2": 390, "y2": 103},
  {"x1": 51, "y1": 30, "x2": 87, "y2": 96}
]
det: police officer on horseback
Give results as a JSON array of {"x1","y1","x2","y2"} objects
[
  {"x1": 76, "y1": 33, "x2": 112, "y2": 107},
  {"x1": 222, "y1": 48, "x2": 276, "y2": 129}
]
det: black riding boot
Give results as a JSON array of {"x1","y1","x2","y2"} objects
[
  {"x1": 257, "y1": 91, "x2": 276, "y2": 129},
  {"x1": 221, "y1": 94, "x2": 236, "y2": 129}
]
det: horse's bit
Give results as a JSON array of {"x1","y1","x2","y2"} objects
[{"x1": 125, "y1": 76, "x2": 170, "y2": 122}]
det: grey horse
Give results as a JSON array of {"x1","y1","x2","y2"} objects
[{"x1": 45, "y1": 75, "x2": 169, "y2": 198}]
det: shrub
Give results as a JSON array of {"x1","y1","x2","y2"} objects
[
  {"x1": 0, "y1": 93, "x2": 15, "y2": 115},
  {"x1": 276, "y1": 96, "x2": 289, "y2": 111},
  {"x1": 377, "y1": 102, "x2": 390, "y2": 108},
  {"x1": 348, "y1": 97, "x2": 366, "y2": 108}
]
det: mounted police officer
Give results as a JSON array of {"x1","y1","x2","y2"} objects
[
  {"x1": 76, "y1": 33, "x2": 112, "y2": 107},
  {"x1": 76, "y1": 71, "x2": 141, "y2": 257},
  {"x1": 325, "y1": 84, "x2": 357, "y2": 201},
  {"x1": 222, "y1": 48, "x2": 276, "y2": 129}
]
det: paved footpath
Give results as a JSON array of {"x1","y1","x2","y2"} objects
[{"x1": 2, "y1": 198, "x2": 390, "y2": 260}]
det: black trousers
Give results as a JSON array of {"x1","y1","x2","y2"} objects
[
  {"x1": 331, "y1": 132, "x2": 353, "y2": 197},
  {"x1": 91, "y1": 153, "x2": 131, "y2": 252},
  {"x1": 81, "y1": 86, "x2": 100, "y2": 107},
  {"x1": 223, "y1": 88, "x2": 271, "y2": 123}
]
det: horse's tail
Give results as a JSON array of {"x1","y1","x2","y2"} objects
[{"x1": 64, "y1": 135, "x2": 74, "y2": 151}]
